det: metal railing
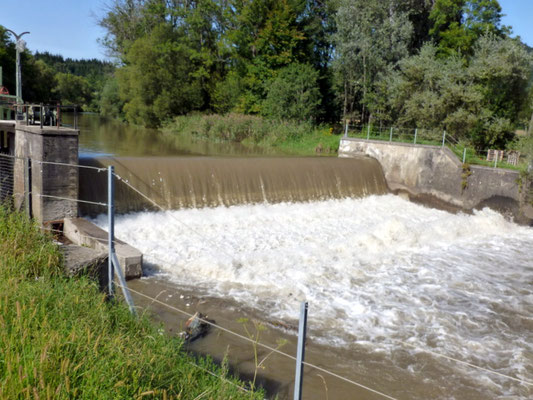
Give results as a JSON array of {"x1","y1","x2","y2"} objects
[
  {"x1": 344, "y1": 124, "x2": 528, "y2": 170},
  {"x1": 10, "y1": 103, "x2": 80, "y2": 130}
]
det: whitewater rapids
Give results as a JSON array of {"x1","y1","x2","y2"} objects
[{"x1": 94, "y1": 194, "x2": 533, "y2": 398}]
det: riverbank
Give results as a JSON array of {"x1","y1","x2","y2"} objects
[
  {"x1": 0, "y1": 205, "x2": 262, "y2": 399},
  {"x1": 161, "y1": 113, "x2": 342, "y2": 156}
]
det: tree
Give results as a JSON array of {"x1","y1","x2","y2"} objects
[
  {"x1": 53, "y1": 73, "x2": 92, "y2": 106},
  {"x1": 262, "y1": 63, "x2": 321, "y2": 121},
  {"x1": 333, "y1": 0, "x2": 413, "y2": 124},
  {"x1": 430, "y1": 0, "x2": 507, "y2": 57}
]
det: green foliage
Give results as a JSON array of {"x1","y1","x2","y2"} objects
[
  {"x1": 262, "y1": 63, "x2": 321, "y2": 122},
  {"x1": 0, "y1": 205, "x2": 261, "y2": 399},
  {"x1": 53, "y1": 73, "x2": 92, "y2": 107},
  {"x1": 163, "y1": 113, "x2": 341, "y2": 155},
  {"x1": 334, "y1": 0, "x2": 413, "y2": 123},
  {"x1": 430, "y1": 0, "x2": 506, "y2": 56},
  {"x1": 99, "y1": 77, "x2": 123, "y2": 119},
  {"x1": 0, "y1": 205, "x2": 62, "y2": 280}
]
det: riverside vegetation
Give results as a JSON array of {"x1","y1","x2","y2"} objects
[
  {"x1": 3, "y1": 1, "x2": 533, "y2": 160},
  {"x1": 0, "y1": 205, "x2": 263, "y2": 399}
]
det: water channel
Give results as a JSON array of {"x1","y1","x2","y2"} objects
[{"x1": 77, "y1": 113, "x2": 533, "y2": 400}]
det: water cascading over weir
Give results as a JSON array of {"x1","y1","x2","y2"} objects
[{"x1": 79, "y1": 156, "x2": 388, "y2": 214}]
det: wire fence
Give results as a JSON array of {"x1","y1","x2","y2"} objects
[
  {"x1": 2, "y1": 154, "x2": 532, "y2": 399},
  {"x1": 0, "y1": 153, "x2": 14, "y2": 203},
  {"x1": 345, "y1": 123, "x2": 529, "y2": 171}
]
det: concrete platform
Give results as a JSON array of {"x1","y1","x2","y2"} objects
[{"x1": 63, "y1": 217, "x2": 143, "y2": 279}]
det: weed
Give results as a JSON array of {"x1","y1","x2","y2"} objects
[{"x1": 0, "y1": 205, "x2": 261, "y2": 399}]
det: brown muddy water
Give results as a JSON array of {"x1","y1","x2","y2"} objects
[{"x1": 79, "y1": 114, "x2": 533, "y2": 400}]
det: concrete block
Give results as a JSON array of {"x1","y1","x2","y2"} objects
[
  {"x1": 61, "y1": 244, "x2": 108, "y2": 290},
  {"x1": 64, "y1": 217, "x2": 143, "y2": 279}
]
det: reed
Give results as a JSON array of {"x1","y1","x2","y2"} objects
[
  {"x1": 162, "y1": 113, "x2": 342, "y2": 155},
  {"x1": 0, "y1": 205, "x2": 261, "y2": 399}
]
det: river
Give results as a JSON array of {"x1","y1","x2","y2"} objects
[{"x1": 78, "y1": 113, "x2": 533, "y2": 400}]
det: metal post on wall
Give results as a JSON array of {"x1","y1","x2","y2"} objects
[
  {"x1": 293, "y1": 301, "x2": 308, "y2": 400},
  {"x1": 344, "y1": 123, "x2": 348, "y2": 137},
  {"x1": 39, "y1": 104, "x2": 43, "y2": 129},
  {"x1": 24, "y1": 158, "x2": 31, "y2": 218},
  {"x1": 442, "y1": 130, "x2": 446, "y2": 147},
  {"x1": 414, "y1": 128, "x2": 418, "y2": 144},
  {"x1": 108, "y1": 165, "x2": 137, "y2": 315},
  {"x1": 389, "y1": 127, "x2": 393, "y2": 142},
  {"x1": 366, "y1": 124, "x2": 370, "y2": 140},
  {"x1": 462, "y1": 148, "x2": 467, "y2": 164}
]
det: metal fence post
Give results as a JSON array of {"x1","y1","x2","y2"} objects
[
  {"x1": 494, "y1": 156, "x2": 497, "y2": 169},
  {"x1": 414, "y1": 128, "x2": 418, "y2": 144},
  {"x1": 389, "y1": 127, "x2": 393, "y2": 142},
  {"x1": 293, "y1": 301, "x2": 308, "y2": 400},
  {"x1": 366, "y1": 124, "x2": 370, "y2": 140},
  {"x1": 442, "y1": 130, "x2": 446, "y2": 147},
  {"x1": 39, "y1": 104, "x2": 43, "y2": 129},
  {"x1": 108, "y1": 166, "x2": 115, "y2": 298},
  {"x1": 108, "y1": 165, "x2": 136, "y2": 315},
  {"x1": 344, "y1": 123, "x2": 348, "y2": 137},
  {"x1": 24, "y1": 157, "x2": 31, "y2": 217}
]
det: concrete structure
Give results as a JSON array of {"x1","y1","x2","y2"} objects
[
  {"x1": 61, "y1": 244, "x2": 108, "y2": 290},
  {"x1": 0, "y1": 121, "x2": 16, "y2": 154},
  {"x1": 64, "y1": 217, "x2": 143, "y2": 280},
  {"x1": 14, "y1": 122, "x2": 79, "y2": 224},
  {"x1": 339, "y1": 138, "x2": 533, "y2": 224}
]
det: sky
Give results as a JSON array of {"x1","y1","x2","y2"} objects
[
  {"x1": 0, "y1": 0, "x2": 532, "y2": 61},
  {"x1": 0, "y1": 0, "x2": 109, "y2": 60}
]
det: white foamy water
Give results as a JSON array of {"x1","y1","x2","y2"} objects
[{"x1": 95, "y1": 195, "x2": 533, "y2": 397}]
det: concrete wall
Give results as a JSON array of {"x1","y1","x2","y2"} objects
[
  {"x1": 339, "y1": 138, "x2": 533, "y2": 224},
  {"x1": 14, "y1": 123, "x2": 79, "y2": 224}
]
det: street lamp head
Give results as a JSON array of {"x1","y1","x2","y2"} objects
[
  {"x1": 5, "y1": 29, "x2": 30, "y2": 40},
  {"x1": 16, "y1": 39, "x2": 26, "y2": 52}
]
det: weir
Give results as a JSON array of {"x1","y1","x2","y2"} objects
[{"x1": 79, "y1": 156, "x2": 389, "y2": 214}]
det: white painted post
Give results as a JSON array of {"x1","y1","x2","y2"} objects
[
  {"x1": 389, "y1": 127, "x2": 393, "y2": 142},
  {"x1": 442, "y1": 130, "x2": 446, "y2": 147},
  {"x1": 494, "y1": 156, "x2": 498, "y2": 169},
  {"x1": 293, "y1": 302, "x2": 308, "y2": 400},
  {"x1": 462, "y1": 148, "x2": 467, "y2": 164},
  {"x1": 367, "y1": 124, "x2": 370, "y2": 140},
  {"x1": 414, "y1": 128, "x2": 418, "y2": 144},
  {"x1": 344, "y1": 123, "x2": 348, "y2": 137}
]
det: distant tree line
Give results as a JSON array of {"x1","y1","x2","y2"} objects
[{"x1": 0, "y1": 27, "x2": 114, "y2": 111}]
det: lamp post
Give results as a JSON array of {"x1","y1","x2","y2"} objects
[{"x1": 5, "y1": 29, "x2": 30, "y2": 117}]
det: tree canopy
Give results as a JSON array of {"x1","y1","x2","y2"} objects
[{"x1": 2, "y1": 1, "x2": 533, "y2": 150}]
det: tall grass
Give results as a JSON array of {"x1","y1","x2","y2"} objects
[
  {"x1": 0, "y1": 205, "x2": 261, "y2": 399},
  {"x1": 162, "y1": 113, "x2": 342, "y2": 155}
]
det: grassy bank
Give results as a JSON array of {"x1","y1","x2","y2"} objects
[
  {"x1": 0, "y1": 205, "x2": 261, "y2": 399},
  {"x1": 162, "y1": 113, "x2": 342, "y2": 155}
]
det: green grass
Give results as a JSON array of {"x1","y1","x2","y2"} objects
[
  {"x1": 162, "y1": 113, "x2": 342, "y2": 156},
  {"x1": 0, "y1": 205, "x2": 262, "y2": 399}
]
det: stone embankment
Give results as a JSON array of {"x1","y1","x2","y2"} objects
[{"x1": 339, "y1": 138, "x2": 533, "y2": 225}]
